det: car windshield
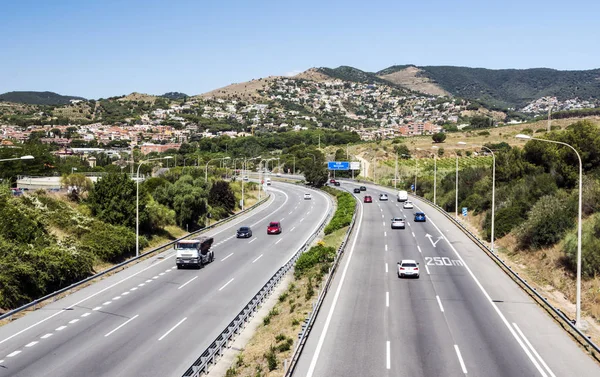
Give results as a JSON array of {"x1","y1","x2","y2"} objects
[
  {"x1": 239, "y1": 227, "x2": 249, "y2": 232},
  {"x1": 393, "y1": 218, "x2": 403, "y2": 222},
  {"x1": 176, "y1": 242, "x2": 198, "y2": 249},
  {"x1": 402, "y1": 263, "x2": 417, "y2": 268},
  {"x1": 269, "y1": 222, "x2": 279, "y2": 227}
]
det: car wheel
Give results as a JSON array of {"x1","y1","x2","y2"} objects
[
  {"x1": 416, "y1": 275, "x2": 420, "y2": 279},
  {"x1": 177, "y1": 265, "x2": 181, "y2": 270}
]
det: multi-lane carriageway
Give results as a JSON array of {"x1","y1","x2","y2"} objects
[
  {"x1": 293, "y1": 181, "x2": 600, "y2": 377},
  {"x1": 0, "y1": 181, "x2": 331, "y2": 377}
]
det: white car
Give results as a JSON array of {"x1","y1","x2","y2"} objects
[
  {"x1": 390, "y1": 217, "x2": 405, "y2": 229},
  {"x1": 403, "y1": 201, "x2": 414, "y2": 209},
  {"x1": 398, "y1": 259, "x2": 420, "y2": 278},
  {"x1": 379, "y1": 193, "x2": 388, "y2": 201},
  {"x1": 243, "y1": 176, "x2": 249, "y2": 181},
  {"x1": 304, "y1": 193, "x2": 312, "y2": 200}
]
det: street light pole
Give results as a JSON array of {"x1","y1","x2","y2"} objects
[
  {"x1": 0, "y1": 155, "x2": 34, "y2": 162},
  {"x1": 394, "y1": 152, "x2": 398, "y2": 190},
  {"x1": 455, "y1": 142, "x2": 467, "y2": 219},
  {"x1": 516, "y1": 134, "x2": 583, "y2": 328},
  {"x1": 432, "y1": 146, "x2": 439, "y2": 205},
  {"x1": 205, "y1": 156, "x2": 231, "y2": 183},
  {"x1": 136, "y1": 156, "x2": 172, "y2": 257}
]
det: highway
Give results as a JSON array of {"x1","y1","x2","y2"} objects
[
  {"x1": 293, "y1": 181, "x2": 600, "y2": 377},
  {"x1": 0, "y1": 181, "x2": 331, "y2": 377}
]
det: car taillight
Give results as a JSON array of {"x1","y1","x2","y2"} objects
[{"x1": 400, "y1": 267, "x2": 405, "y2": 270}]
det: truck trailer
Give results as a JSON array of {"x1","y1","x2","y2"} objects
[{"x1": 175, "y1": 236, "x2": 214, "y2": 269}]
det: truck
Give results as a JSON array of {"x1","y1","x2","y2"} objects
[{"x1": 175, "y1": 236, "x2": 214, "y2": 269}]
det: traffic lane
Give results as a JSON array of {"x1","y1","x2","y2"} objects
[
  {"x1": 382, "y1": 200, "x2": 469, "y2": 377},
  {"x1": 298, "y1": 195, "x2": 390, "y2": 377},
  {"x1": 0, "y1": 184, "x2": 328, "y2": 376},
  {"x1": 408, "y1": 195, "x2": 600, "y2": 377}
]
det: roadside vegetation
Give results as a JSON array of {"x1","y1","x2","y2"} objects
[{"x1": 224, "y1": 188, "x2": 356, "y2": 377}]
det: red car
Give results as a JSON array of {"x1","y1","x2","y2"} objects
[
  {"x1": 364, "y1": 195, "x2": 372, "y2": 203},
  {"x1": 330, "y1": 179, "x2": 337, "y2": 184},
  {"x1": 267, "y1": 221, "x2": 282, "y2": 234}
]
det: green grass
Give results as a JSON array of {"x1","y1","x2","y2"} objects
[{"x1": 322, "y1": 226, "x2": 348, "y2": 249}]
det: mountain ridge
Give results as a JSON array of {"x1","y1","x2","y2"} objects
[{"x1": 0, "y1": 91, "x2": 86, "y2": 105}]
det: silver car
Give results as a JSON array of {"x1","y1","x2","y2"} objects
[{"x1": 403, "y1": 201, "x2": 414, "y2": 209}]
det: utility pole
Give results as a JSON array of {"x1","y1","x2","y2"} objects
[
  {"x1": 547, "y1": 106, "x2": 552, "y2": 132},
  {"x1": 394, "y1": 152, "x2": 398, "y2": 189},
  {"x1": 318, "y1": 134, "x2": 321, "y2": 150}
]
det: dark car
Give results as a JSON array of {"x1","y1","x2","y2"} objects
[
  {"x1": 267, "y1": 221, "x2": 282, "y2": 234},
  {"x1": 237, "y1": 226, "x2": 252, "y2": 238},
  {"x1": 334, "y1": 181, "x2": 341, "y2": 186},
  {"x1": 414, "y1": 212, "x2": 426, "y2": 222},
  {"x1": 353, "y1": 188, "x2": 361, "y2": 193},
  {"x1": 360, "y1": 186, "x2": 367, "y2": 191},
  {"x1": 364, "y1": 195, "x2": 372, "y2": 203}
]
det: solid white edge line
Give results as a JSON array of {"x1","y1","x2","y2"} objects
[
  {"x1": 386, "y1": 292, "x2": 389, "y2": 307},
  {"x1": 221, "y1": 252, "x2": 234, "y2": 261},
  {"x1": 178, "y1": 276, "x2": 198, "y2": 290},
  {"x1": 454, "y1": 344, "x2": 468, "y2": 374},
  {"x1": 415, "y1": 201, "x2": 550, "y2": 377},
  {"x1": 252, "y1": 254, "x2": 263, "y2": 264},
  {"x1": 158, "y1": 317, "x2": 187, "y2": 341},
  {"x1": 219, "y1": 278, "x2": 234, "y2": 291},
  {"x1": 436, "y1": 295, "x2": 445, "y2": 312},
  {"x1": 386, "y1": 341, "x2": 391, "y2": 369},
  {"x1": 306, "y1": 194, "x2": 364, "y2": 377},
  {"x1": 513, "y1": 323, "x2": 557, "y2": 377},
  {"x1": 275, "y1": 239, "x2": 282, "y2": 244},
  {"x1": 417, "y1": 245, "x2": 422, "y2": 253},
  {"x1": 104, "y1": 314, "x2": 139, "y2": 337}
]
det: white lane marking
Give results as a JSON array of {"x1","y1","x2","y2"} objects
[
  {"x1": 152, "y1": 275, "x2": 159, "y2": 279},
  {"x1": 6, "y1": 351, "x2": 21, "y2": 358},
  {"x1": 219, "y1": 278, "x2": 234, "y2": 291},
  {"x1": 158, "y1": 317, "x2": 187, "y2": 341},
  {"x1": 68, "y1": 319, "x2": 79, "y2": 324},
  {"x1": 104, "y1": 314, "x2": 139, "y2": 337},
  {"x1": 103, "y1": 301, "x2": 112, "y2": 305},
  {"x1": 417, "y1": 245, "x2": 422, "y2": 253},
  {"x1": 385, "y1": 244, "x2": 388, "y2": 252},
  {"x1": 81, "y1": 313, "x2": 91, "y2": 317},
  {"x1": 291, "y1": 227, "x2": 296, "y2": 231},
  {"x1": 165, "y1": 269, "x2": 171, "y2": 272},
  {"x1": 382, "y1": 221, "x2": 385, "y2": 226},
  {"x1": 92, "y1": 306, "x2": 102, "y2": 311},
  {"x1": 386, "y1": 341, "x2": 391, "y2": 369},
  {"x1": 386, "y1": 292, "x2": 389, "y2": 307},
  {"x1": 407, "y1": 222, "x2": 411, "y2": 227},
  {"x1": 122, "y1": 292, "x2": 130, "y2": 296},
  {"x1": 159, "y1": 273, "x2": 165, "y2": 276},
  {"x1": 40, "y1": 333, "x2": 53, "y2": 339},
  {"x1": 411, "y1": 232, "x2": 415, "y2": 237},
  {"x1": 130, "y1": 287, "x2": 138, "y2": 291},
  {"x1": 454, "y1": 345, "x2": 467, "y2": 374},
  {"x1": 289, "y1": 211, "x2": 293, "y2": 215},
  {"x1": 55, "y1": 326, "x2": 67, "y2": 331},
  {"x1": 178, "y1": 276, "x2": 198, "y2": 290},
  {"x1": 425, "y1": 265, "x2": 431, "y2": 275},
  {"x1": 275, "y1": 239, "x2": 282, "y2": 244},
  {"x1": 138, "y1": 283, "x2": 145, "y2": 287},
  {"x1": 384, "y1": 231, "x2": 387, "y2": 237},
  {"x1": 300, "y1": 217, "x2": 305, "y2": 222},
  {"x1": 436, "y1": 296, "x2": 445, "y2": 312},
  {"x1": 0, "y1": 188, "x2": 286, "y2": 347},
  {"x1": 113, "y1": 296, "x2": 121, "y2": 300},
  {"x1": 280, "y1": 218, "x2": 285, "y2": 222},
  {"x1": 417, "y1": 201, "x2": 552, "y2": 377},
  {"x1": 252, "y1": 254, "x2": 263, "y2": 264},
  {"x1": 0, "y1": 359, "x2": 3, "y2": 363},
  {"x1": 25, "y1": 341, "x2": 38, "y2": 348},
  {"x1": 248, "y1": 238, "x2": 257, "y2": 244},
  {"x1": 380, "y1": 208, "x2": 383, "y2": 212},
  {"x1": 385, "y1": 263, "x2": 388, "y2": 273},
  {"x1": 513, "y1": 323, "x2": 556, "y2": 377},
  {"x1": 306, "y1": 193, "x2": 364, "y2": 377},
  {"x1": 145, "y1": 279, "x2": 152, "y2": 283},
  {"x1": 221, "y1": 252, "x2": 234, "y2": 261}
]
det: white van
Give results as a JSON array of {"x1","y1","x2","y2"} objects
[
  {"x1": 266, "y1": 178, "x2": 271, "y2": 186},
  {"x1": 397, "y1": 190, "x2": 408, "y2": 202}
]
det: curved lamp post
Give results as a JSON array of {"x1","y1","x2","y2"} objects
[
  {"x1": 204, "y1": 156, "x2": 231, "y2": 183},
  {"x1": 516, "y1": 133, "x2": 583, "y2": 329}
]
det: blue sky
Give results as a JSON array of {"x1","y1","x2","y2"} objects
[{"x1": 1, "y1": 0, "x2": 598, "y2": 99}]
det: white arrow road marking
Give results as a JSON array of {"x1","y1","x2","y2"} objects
[{"x1": 425, "y1": 233, "x2": 444, "y2": 247}]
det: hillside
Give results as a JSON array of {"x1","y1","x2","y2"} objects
[
  {"x1": 0, "y1": 91, "x2": 86, "y2": 105},
  {"x1": 160, "y1": 92, "x2": 188, "y2": 100},
  {"x1": 197, "y1": 76, "x2": 279, "y2": 101},
  {"x1": 377, "y1": 65, "x2": 450, "y2": 97},
  {"x1": 316, "y1": 66, "x2": 391, "y2": 86}
]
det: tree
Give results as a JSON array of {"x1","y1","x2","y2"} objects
[
  {"x1": 61, "y1": 173, "x2": 93, "y2": 200},
  {"x1": 303, "y1": 153, "x2": 328, "y2": 187},
  {"x1": 208, "y1": 181, "x2": 236, "y2": 214},
  {"x1": 432, "y1": 132, "x2": 447, "y2": 143},
  {"x1": 87, "y1": 173, "x2": 145, "y2": 229}
]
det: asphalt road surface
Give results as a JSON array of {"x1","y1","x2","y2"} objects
[
  {"x1": 0, "y1": 181, "x2": 331, "y2": 377},
  {"x1": 293, "y1": 180, "x2": 600, "y2": 377}
]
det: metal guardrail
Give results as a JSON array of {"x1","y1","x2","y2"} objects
[
  {"x1": 411, "y1": 193, "x2": 600, "y2": 360},
  {"x1": 284, "y1": 187, "x2": 359, "y2": 376},
  {"x1": 181, "y1": 188, "x2": 335, "y2": 377},
  {"x1": 0, "y1": 194, "x2": 272, "y2": 322}
]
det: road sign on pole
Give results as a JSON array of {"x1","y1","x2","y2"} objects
[
  {"x1": 462, "y1": 207, "x2": 468, "y2": 217},
  {"x1": 328, "y1": 161, "x2": 350, "y2": 170},
  {"x1": 411, "y1": 184, "x2": 415, "y2": 191},
  {"x1": 350, "y1": 161, "x2": 360, "y2": 170}
]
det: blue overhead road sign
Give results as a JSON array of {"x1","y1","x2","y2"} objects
[{"x1": 328, "y1": 161, "x2": 350, "y2": 170}]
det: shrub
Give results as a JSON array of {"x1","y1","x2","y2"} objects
[
  {"x1": 264, "y1": 345, "x2": 278, "y2": 371},
  {"x1": 432, "y1": 132, "x2": 447, "y2": 143},
  {"x1": 78, "y1": 221, "x2": 140, "y2": 262},
  {"x1": 278, "y1": 292, "x2": 288, "y2": 302},
  {"x1": 562, "y1": 213, "x2": 600, "y2": 279},
  {"x1": 477, "y1": 131, "x2": 490, "y2": 136},
  {"x1": 295, "y1": 245, "x2": 336, "y2": 276},
  {"x1": 323, "y1": 191, "x2": 355, "y2": 235}
]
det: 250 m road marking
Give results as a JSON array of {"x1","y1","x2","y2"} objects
[{"x1": 425, "y1": 256, "x2": 464, "y2": 267}]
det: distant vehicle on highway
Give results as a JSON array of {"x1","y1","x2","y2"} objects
[
  {"x1": 398, "y1": 259, "x2": 420, "y2": 278},
  {"x1": 243, "y1": 176, "x2": 249, "y2": 181},
  {"x1": 236, "y1": 226, "x2": 252, "y2": 238},
  {"x1": 175, "y1": 237, "x2": 214, "y2": 269},
  {"x1": 266, "y1": 178, "x2": 271, "y2": 185},
  {"x1": 304, "y1": 193, "x2": 312, "y2": 200},
  {"x1": 391, "y1": 217, "x2": 405, "y2": 229},
  {"x1": 330, "y1": 179, "x2": 336, "y2": 184},
  {"x1": 414, "y1": 212, "x2": 426, "y2": 222},
  {"x1": 359, "y1": 186, "x2": 366, "y2": 191},
  {"x1": 276, "y1": 172, "x2": 281, "y2": 177},
  {"x1": 334, "y1": 181, "x2": 341, "y2": 186},
  {"x1": 353, "y1": 188, "x2": 361, "y2": 193},
  {"x1": 403, "y1": 201, "x2": 414, "y2": 209},
  {"x1": 379, "y1": 193, "x2": 388, "y2": 201},
  {"x1": 267, "y1": 221, "x2": 282, "y2": 234},
  {"x1": 397, "y1": 190, "x2": 408, "y2": 202},
  {"x1": 364, "y1": 195, "x2": 372, "y2": 203}
]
